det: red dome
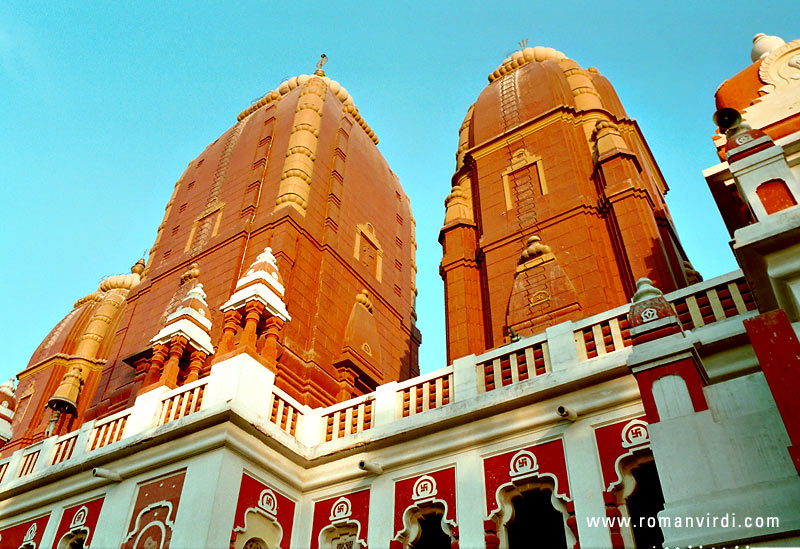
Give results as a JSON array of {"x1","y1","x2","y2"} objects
[{"x1": 470, "y1": 52, "x2": 628, "y2": 147}]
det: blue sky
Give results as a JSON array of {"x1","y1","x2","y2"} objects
[{"x1": 0, "y1": 2, "x2": 795, "y2": 384}]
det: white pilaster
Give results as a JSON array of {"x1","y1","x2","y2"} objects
[
  {"x1": 170, "y1": 448, "x2": 241, "y2": 547},
  {"x1": 367, "y1": 467, "x2": 396, "y2": 547},
  {"x1": 563, "y1": 420, "x2": 613, "y2": 549},
  {"x1": 123, "y1": 386, "x2": 170, "y2": 438},
  {"x1": 203, "y1": 353, "x2": 275, "y2": 425},
  {"x1": 296, "y1": 406, "x2": 323, "y2": 447},
  {"x1": 455, "y1": 450, "x2": 485, "y2": 548},
  {"x1": 373, "y1": 381, "x2": 399, "y2": 427},
  {"x1": 452, "y1": 354, "x2": 478, "y2": 402},
  {"x1": 31, "y1": 436, "x2": 58, "y2": 475},
  {"x1": 90, "y1": 475, "x2": 139, "y2": 548},
  {"x1": 546, "y1": 321, "x2": 579, "y2": 371},
  {"x1": 36, "y1": 505, "x2": 61, "y2": 549},
  {"x1": 292, "y1": 492, "x2": 316, "y2": 549},
  {"x1": 70, "y1": 419, "x2": 96, "y2": 463}
]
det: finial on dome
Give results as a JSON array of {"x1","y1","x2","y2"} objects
[
  {"x1": 751, "y1": 33, "x2": 785, "y2": 62},
  {"x1": 254, "y1": 247, "x2": 278, "y2": 267},
  {"x1": 519, "y1": 235, "x2": 553, "y2": 263},
  {"x1": 356, "y1": 289, "x2": 374, "y2": 313},
  {"x1": 131, "y1": 258, "x2": 146, "y2": 276},
  {"x1": 315, "y1": 53, "x2": 328, "y2": 76},
  {"x1": 0, "y1": 379, "x2": 15, "y2": 395},
  {"x1": 631, "y1": 278, "x2": 663, "y2": 303},
  {"x1": 488, "y1": 46, "x2": 566, "y2": 82},
  {"x1": 180, "y1": 263, "x2": 200, "y2": 285}
]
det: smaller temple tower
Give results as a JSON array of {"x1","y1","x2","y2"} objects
[{"x1": 440, "y1": 46, "x2": 695, "y2": 363}]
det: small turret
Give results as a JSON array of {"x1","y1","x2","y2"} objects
[{"x1": 0, "y1": 379, "x2": 17, "y2": 445}]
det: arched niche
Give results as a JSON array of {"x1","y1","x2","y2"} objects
[
  {"x1": 612, "y1": 451, "x2": 665, "y2": 549},
  {"x1": 57, "y1": 527, "x2": 89, "y2": 549},
  {"x1": 394, "y1": 500, "x2": 456, "y2": 549},
  {"x1": 318, "y1": 520, "x2": 361, "y2": 549},
  {"x1": 491, "y1": 478, "x2": 574, "y2": 549},
  {"x1": 232, "y1": 509, "x2": 283, "y2": 549}
]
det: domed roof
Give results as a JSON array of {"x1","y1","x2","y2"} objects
[
  {"x1": 488, "y1": 46, "x2": 567, "y2": 82},
  {"x1": 237, "y1": 69, "x2": 378, "y2": 144},
  {"x1": 25, "y1": 261, "x2": 144, "y2": 369},
  {"x1": 26, "y1": 302, "x2": 92, "y2": 368},
  {"x1": 714, "y1": 34, "x2": 800, "y2": 147},
  {"x1": 716, "y1": 34, "x2": 799, "y2": 112},
  {"x1": 469, "y1": 47, "x2": 628, "y2": 146}
]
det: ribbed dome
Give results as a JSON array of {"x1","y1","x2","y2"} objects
[
  {"x1": 83, "y1": 63, "x2": 420, "y2": 414},
  {"x1": 26, "y1": 260, "x2": 144, "y2": 369},
  {"x1": 469, "y1": 48, "x2": 628, "y2": 146},
  {"x1": 26, "y1": 301, "x2": 93, "y2": 368}
]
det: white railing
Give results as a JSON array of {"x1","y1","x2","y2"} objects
[
  {"x1": 17, "y1": 448, "x2": 39, "y2": 478},
  {"x1": 157, "y1": 377, "x2": 209, "y2": 426},
  {"x1": 0, "y1": 272, "x2": 756, "y2": 482},
  {"x1": 51, "y1": 430, "x2": 79, "y2": 465},
  {"x1": 319, "y1": 393, "x2": 375, "y2": 441},
  {"x1": 268, "y1": 386, "x2": 305, "y2": 437},
  {"x1": 475, "y1": 333, "x2": 550, "y2": 393},
  {"x1": 88, "y1": 408, "x2": 131, "y2": 452},
  {"x1": 395, "y1": 366, "x2": 453, "y2": 417}
]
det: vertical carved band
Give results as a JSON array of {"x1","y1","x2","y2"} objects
[{"x1": 275, "y1": 76, "x2": 327, "y2": 214}]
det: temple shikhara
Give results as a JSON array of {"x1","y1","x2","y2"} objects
[{"x1": 1, "y1": 34, "x2": 799, "y2": 549}]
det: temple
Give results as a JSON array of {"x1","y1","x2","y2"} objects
[{"x1": 0, "y1": 35, "x2": 799, "y2": 549}]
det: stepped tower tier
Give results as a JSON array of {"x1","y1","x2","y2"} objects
[{"x1": 440, "y1": 46, "x2": 694, "y2": 362}]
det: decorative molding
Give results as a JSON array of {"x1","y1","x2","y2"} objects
[
  {"x1": 758, "y1": 38, "x2": 800, "y2": 92},
  {"x1": 501, "y1": 149, "x2": 547, "y2": 211},
  {"x1": 354, "y1": 223, "x2": 383, "y2": 281},
  {"x1": 488, "y1": 46, "x2": 566, "y2": 83}
]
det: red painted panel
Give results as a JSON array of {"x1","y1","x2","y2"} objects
[
  {"x1": 309, "y1": 488, "x2": 370, "y2": 549},
  {"x1": 121, "y1": 470, "x2": 186, "y2": 549},
  {"x1": 53, "y1": 496, "x2": 104, "y2": 547},
  {"x1": 482, "y1": 438, "x2": 570, "y2": 517},
  {"x1": 594, "y1": 417, "x2": 650, "y2": 491},
  {"x1": 757, "y1": 179, "x2": 797, "y2": 214},
  {"x1": 0, "y1": 513, "x2": 50, "y2": 548},
  {"x1": 393, "y1": 467, "x2": 456, "y2": 535},
  {"x1": 231, "y1": 472, "x2": 296, "y2": 548}
]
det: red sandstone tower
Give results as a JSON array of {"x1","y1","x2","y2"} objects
[
  {"x1": 6, "y1": 61, "x2": 420, "y2": 451},
  {"x1": 440, "y1": 46, "x2": 696, "y2": 363}
]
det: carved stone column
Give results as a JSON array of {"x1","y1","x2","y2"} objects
[
  {"x1": 185, "y1": 350, "x2": 207, "y2": 384},
  {"x1": 144, "y1": 344, "x2": 168, "y2": 387},
  {"x1": 261, "y1": 317, "x2": 284, "y2": 370},
  {"x1": 160, "y1": 335, "x2": 188, "y2": 388},
  {"x1": 240, "y1": 301, "x2": 265, "y2": 349},
  {"x1": 218, "y1": 310, "x2": 242, "y2": 355}
]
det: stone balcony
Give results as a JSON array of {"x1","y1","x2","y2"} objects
[{"x1": 0, "y1": 270, "x2": 758, "y2": 495}]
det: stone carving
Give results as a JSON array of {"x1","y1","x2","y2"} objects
[
  {"x1": 411, "y1": 475, "x2": 438, "y2": 501},
  {"x1": 508, "y1": 450, "x2": 539, "y2": 479}
]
